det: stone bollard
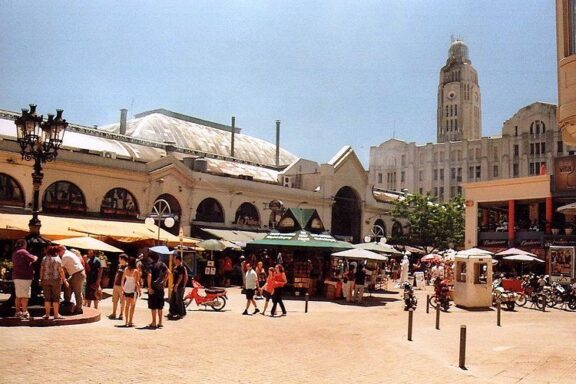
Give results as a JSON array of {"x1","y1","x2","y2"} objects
[
  {"x1": 497, "y1": 301, "x2": 501, "y2": 327},
  {"x1": 435, "y1": 304, "x2": 440, "y2": 330},
  {"x1": 426, "y1": 294, "x2": 430, "y2": 314},
  {"x1": 459, "y1": 325, "x2": 467, "y2": 369},
  {"x1": 408, "y1": 308, "x2": 414, "y2": 341},
  {"x1": 305, "y1": 292, "x2": 309, "y2": 313}
]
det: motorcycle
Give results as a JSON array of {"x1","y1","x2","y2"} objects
[
  {"x1": 402, "y1": 282, "x2": 417, "y2": 311},
  {"x1": 184, "y1": 279, "x2": 228, "y2": 311},
  {"x1": 492, "y1": 278, "x2": 517, "y2": 311}
]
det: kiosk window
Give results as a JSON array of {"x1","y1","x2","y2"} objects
[
  {"x1": 456, "y1": 262, "x2": 466, "y2": 282},
  {"x1": 474, "y1": 263, "x2": 488, "y2": 284}
]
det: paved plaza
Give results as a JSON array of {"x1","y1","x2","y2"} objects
[{"x1": 1, "y1": 284, "x2": 575, "y2": 384}]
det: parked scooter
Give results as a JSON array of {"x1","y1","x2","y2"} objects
[
  {"x1": 492, "y1": 277, "x2": 517, "y2": 311},
  {"x1": 402, "y1": 282, "x2": 417, "y2": 311},
  {"x1": 184, "y1": 279, "x2": 228, "y2": 311}
]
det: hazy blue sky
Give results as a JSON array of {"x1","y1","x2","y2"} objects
[{"x1": 0, "y1": 1, "x2": 556, "y2": 166}]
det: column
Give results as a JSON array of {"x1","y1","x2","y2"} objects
[
  {"x1": 508, "y1": 200, "x2": 515, "y2": 244},
  {"x1": 545, "y1": 196, "x2": 553, "y2": 234}
]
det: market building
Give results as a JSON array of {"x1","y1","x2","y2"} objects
[
  {"x1": 370, "y1": 39, "x2": 569, "y2": 201},
  {"x1": 0, "y1": 107, "x2": 402, "y2": 254}
]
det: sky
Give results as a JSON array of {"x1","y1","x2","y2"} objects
[{"x1": 0, "y1": 1, "x2": 557, "y2": 167}]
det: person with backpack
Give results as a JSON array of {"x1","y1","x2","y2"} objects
[{"x1": 147, "y1": 252, "x2": 168, "y2": 329}]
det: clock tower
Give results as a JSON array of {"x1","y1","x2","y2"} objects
[{"x1": 437, "y1": 39, "x2": 481, "y2": 143}]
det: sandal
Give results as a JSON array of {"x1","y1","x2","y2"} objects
[
  {"x1": 53, "y1": 316, "x2": 63, "y2": 320},
  {"x1": 42, "y1": 315, "x2": 50, "y2": 320}
]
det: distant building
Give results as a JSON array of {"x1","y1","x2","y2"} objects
[{"x1": 370, "y1": 39, "x2": 568, "y2": 201}]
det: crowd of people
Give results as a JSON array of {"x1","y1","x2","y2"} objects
[{"x1": 240, "y1": 257, "x2": 287, "y2": 316}]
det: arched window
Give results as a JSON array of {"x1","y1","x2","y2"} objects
[
  {"x1": 391, "y1": 221, "x2": 403, "y2": 239},
  {"x1": 234, "y1": 202, "x2": 260, "y2": 227},
  {"x1": 195, "y1": 198, "x2": 224, "y2": 223},
  {"x1": 0, "y1": 173, "x2": 25, "y2": 207},
  {"x1": 101, "y1": 188, "x2": 139, "y2": 218},
  {"x1": 43, "y1": 181, "x2": 86, "y2": 213}
]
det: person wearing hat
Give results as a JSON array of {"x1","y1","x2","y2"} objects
[{"x1": 11, "y1": 239, "x2": 38, "y2": 319}]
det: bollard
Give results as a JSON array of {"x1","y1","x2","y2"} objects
[
  {"x1": 542, "y1": 296, "x2": 546, "y2": 312},
  {"x1": 305, "y1": 292, "x2": 309, "y2": 313},
  {"x1": 426, "y1": 294, "x2": 430, "y2": 314},
  {"x1": 435, "y1": 304, "x2": 440, "y2": 330},
  {"x1": 459, "y1": 325, "x2": 467, "y2": 369},
  {"x1": 407, "y1": 308, "x2": 414, "y2": 341},
  {"x1": 497, "y1": 302, "x2": 501, "y2": 327}
]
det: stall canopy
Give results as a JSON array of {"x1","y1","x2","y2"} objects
[
  {"x1": 247, "y1": 230, "x2": 353, "y2": 250},
  {"x1": 53, "y1": 236, "x2": 124, "y2": 253},
  {"x1": 456, "y1": 247, "x2": 493, "y2": 256},
  {"x1": 353, "y1": 242, "x2": 402, "y2": 254},
  {"x1": 200, "y1": 228, "x2": 266, "y2": 247},
  {"x1": 332, "y1": 248, "x2": 388, "y2": 261},
  {"x1": 0, "y1": 213, "x2": 198, "y2": 245}
]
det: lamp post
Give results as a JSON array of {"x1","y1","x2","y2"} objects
[
  {"x1": 15, "y1": 104, "x2": 68, "y2": 241},
  {"x1": 12, "y1": 104, "x2": 68, "y2": 306},
  {"x1": 145, "y1": 199, "x2": 176, "y2": 295}
]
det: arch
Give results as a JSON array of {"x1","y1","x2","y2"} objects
[
  {"x1": 0, "y1": 173, "x2": 25, "y2": 208},
  {"x1": 234, "y1": 202, "x2": 260, "y2": 227},
  {"x1": 391, "y1": 221, "x2": 404, "y2": 239},
  {"x1": 195, "y1": 198, "x2": 224, "y2": 223},
  {"x1": 100, "y1": 188, "x2": 140, "y2": 218},
  {"x1": 43, "y1": 181, "x2": 86, "y2": 214},
  {"x1": 371, "y1": 219, "x2": 387, "y2": 243},
  {"x1": 153, "y1": 194, "x2": 181, "y2": 235},
  {"x1": 331, "y1": 186, "x2": 361, "y2": 243}
]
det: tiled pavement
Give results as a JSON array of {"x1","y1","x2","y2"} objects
[{"x1": 1, "y1": 284, "x2": 575, "y2": 384}]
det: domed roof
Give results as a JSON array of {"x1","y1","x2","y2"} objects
[{"x1": 448, "y1": 39, "x2": 469, "y2": 62}]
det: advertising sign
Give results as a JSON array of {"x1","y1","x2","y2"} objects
[
  {"x1": 554, "y1": 156, "x2": 576, "y2": 193},
  {"x1": 549, "y1": 246, "x2": 575, "y2": 282}
]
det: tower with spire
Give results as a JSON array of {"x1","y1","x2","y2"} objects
[{"x1": 437, "y1": 38, "x2": 482, "y2": 143}]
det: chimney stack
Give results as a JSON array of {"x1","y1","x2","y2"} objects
[
  {"x1": 275, "y1": 120, "x2": 281, "y2": 167},
  {"x1": 120, "y1": 108, "x2": 128, "y2": 135},
  {"x1": 231, "y1": 116, "x2": 236, "y2": 157}
]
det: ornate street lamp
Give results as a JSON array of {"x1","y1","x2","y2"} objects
[{"x1": 15, "y1": 104, "x2": 68, "y2": 241}]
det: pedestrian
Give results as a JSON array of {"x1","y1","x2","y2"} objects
[
  {"x1": 147, "y1": 252, "x2": 168, "y2": 328},
  {"x1": 40, "y1": 246, "x2": 67, "y2": 320},
  {"x1": 346, "y1": 266, "x2": 356, "y2": 303},
  {"x1": 59, "y1": 246, "x2": 86, "y2": 315},
  {"x1": 239, "y1": 255, "x2": 246, "y2": 289},
  {"x1": 260, "y1": 267, "x2": 275, "y2": 315},
  {"x1": 255, "y1": 260, "x2": 266, "y2": 299},
  {"x1": 85, "y1": 249, "x2": 103, "y2": 309},
  {"x1": 109, "y1": 254, "x2": 128, "y2": 320},
  {"x1": 122, "y1": 256, "x2": 141, "y2": 327},
  {"x1": 270, "y1": 264, "x2": 287, "y2": 317},
  {"x1": 354, "y1": 265, "x2": 366, "y2": 304},
  {"x1": 168, "y1": 254, "x2": 188, "y2": 319},
  {"x1": 242, "y1": 263, "x2": 259, "y2": 315},
  {"x1": 11, "y1": 238, "x2": 38, "y2": 319}
]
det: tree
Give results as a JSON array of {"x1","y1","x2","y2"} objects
[{"x1": 391, "y1": 193, "x2": 464, "y2": 253}]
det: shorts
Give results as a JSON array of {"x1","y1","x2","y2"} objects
[
  {"x1": 148, "y1": 291, "x2": 165, "y2": 310},
  {"x1": 124, "y1": 292, "x2": 135, "y2": 298},
  {"x1": 85, "y1": 285, "x2": 98, "y2": 300},
  {"x1": 42, "y1": 280, "x2": 61, "y2": 303},
  {"x1": 244, "y1": 288, "x2": 255, "y2": 300},
  {"x1": 14, "y1": 279, "x2": 32, "y2": 298}
]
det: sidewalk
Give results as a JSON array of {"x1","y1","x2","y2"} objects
[{"x1": 0, "y1": 285, "x2": 575, "y2": 383}]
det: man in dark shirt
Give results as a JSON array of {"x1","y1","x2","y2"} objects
[
  {"x1": 11, "y1": 239, "x2": 38, "y2": 319},
  {"x1": 147, "y1": 252, "x2": 168, "y2": 328},
  {"x1": 85, "y1": 250, "x2": 102, "y2": 309},
  {"x1": 168, "y1": 254, "x2": 188, "y2": 319},
  {"x1": 354, "y1": 265, "x2": 367, "y2": 304}
]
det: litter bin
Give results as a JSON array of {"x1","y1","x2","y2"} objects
[{"x1": 453, "y1": 255, "x2": 493, "y2": 309}]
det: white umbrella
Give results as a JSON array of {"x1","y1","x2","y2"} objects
[
  {"x1": 456, "y1": 247, "x2": 493, "y2": 256},
  {"x1": 557, "y1": 202, "x2": 576, "y2": 215},
  {"x1": 332, "y1": 248, "x2": 389, "y2": 262},
  {"x1": 502, "y1": 254, "x2": 544, "y2": 262},
  {"x1": 421, "y1": 253, "x2": 443, "y2": 262},
  {"x1": 495, "y1": 248, "x2": 537, "y2": 257},
  {"x1": 53, "y1": 236, "x2": 123, "y2": 253}
]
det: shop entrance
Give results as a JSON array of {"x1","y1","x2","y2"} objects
[{"x1": 331, "y1": 186, "x2": 361, "y2": 243}]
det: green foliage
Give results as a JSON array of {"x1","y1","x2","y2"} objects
[{"x1": 391, "y1": 193, "x2": 464, "y2": 252}]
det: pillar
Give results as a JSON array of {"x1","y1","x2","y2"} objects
[
  {"x1": 545, "y1": 196, "x2": 553, "y2": 234},
  {"x1": 482, "y1": 208, "x2": 489, "y2": 227},
  {"x1": 508, "y1": 200, "x2": 515, "y2": 244}
]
